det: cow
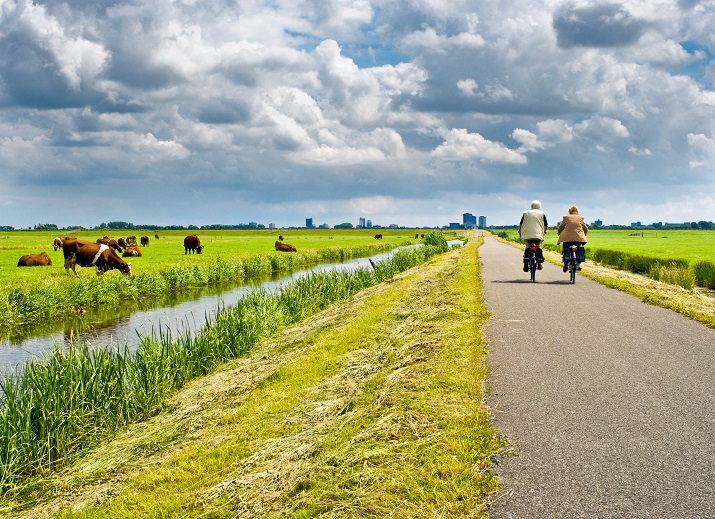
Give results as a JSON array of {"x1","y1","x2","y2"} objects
[
  {"x1": 374, "y1": 233, "x2": 382, "y2": 240},
  {"x1": 155, "y1": 234, "x2": 160, "y2": 240},
  {"x1": 117, "y1": 237, "x2": 127, "y2": 249},
  {"x1": 97, "y1": 237, "x2": 123, "y2": 253},
  {"x1": 123, "y1": 245, "x2": 142, "y2": 257},
  {"x1": 53, "y1": 237, "x2": 64, "y2": 251},
  {"x1": 278, "y1": 235, "x2": 284, "y2": 241},
  {"x1": 140, "y1": 236, "x2": 149, "y2": 247},
  {"x1": 275, "y1": 241, "x2": 297, "y2": 252},
  {"x1": 126, "y1": 236, "x2": 137, "y2": 247},
  {"x1": 62, "y1": 238, "x2": 132, "y2": 277},
  {"x1": 184, "y1": 234, "x2": 203, "y2": 254},
  {"x1": 18, "y1": 252, "x2": 52, "y2": 266},
  {"x1": 415, "y1": 233, "x2": 419, "y2": 239}
]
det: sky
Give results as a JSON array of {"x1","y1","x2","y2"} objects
[{"x1": 1, "y1": 0, "x2": 714, "y2": 229}]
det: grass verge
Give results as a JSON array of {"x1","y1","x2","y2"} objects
[{"x1": 3, "y1": 236, "x2": 504, "y2": 518}]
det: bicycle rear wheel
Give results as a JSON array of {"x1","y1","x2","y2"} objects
[
  {"x1": 569, "y1": 255, "x2": 577, "y2": 284},
  {"x1": 530, "y1": 254, "x2": 537, "y2": 282}
]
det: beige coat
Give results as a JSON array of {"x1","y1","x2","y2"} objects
[{"x1": 557, "y1": 214, "x2": 588, "y2": 244}]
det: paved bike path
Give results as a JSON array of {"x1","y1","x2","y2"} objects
[{"x1": 481, "y1": 236, "x2": 715, "y2": 518}]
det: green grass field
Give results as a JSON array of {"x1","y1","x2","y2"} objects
[
  {"x1": 0, "y1": 228, "x2": 425, "y2": 291},
  {"x1": 503, "y1": 229, "x2": 715, "y2": 264}
]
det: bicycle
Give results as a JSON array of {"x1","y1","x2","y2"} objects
[
  {"x1": 563, "y1": 244, "x2": 585, "y2": 284},
  {"x1": 526, "y1": 241, "x2": 540, "y2": 282}
]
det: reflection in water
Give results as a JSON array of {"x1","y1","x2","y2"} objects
[{"x1": 1, "y1": 244, "x2": 464, "y2": 374}]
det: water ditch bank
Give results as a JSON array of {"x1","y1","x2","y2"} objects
[{"x1": 0, "y1": 243, "x2": 462, "y2": 375}]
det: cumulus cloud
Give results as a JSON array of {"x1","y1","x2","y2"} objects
[{"x1": 433, "y1": 128, "x2": 526, "y2": 163}]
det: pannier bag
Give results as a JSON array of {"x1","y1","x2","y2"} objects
[{"x1": 563, "y1": 246, "x2": 587, "y2": 263}]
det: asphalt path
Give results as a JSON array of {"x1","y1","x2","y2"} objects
[{"x1": 481, "y1": 235, "x2": 715, "y2": 518}]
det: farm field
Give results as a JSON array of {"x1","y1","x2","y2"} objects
[
  {"x1": 502, "y1": 229, "x2": 715, "y2": 264},
  {"x1": 0, "y1": 228, "x2": 425, "y2": 292}
]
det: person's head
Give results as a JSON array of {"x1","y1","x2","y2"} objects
[
  {"x1": 530, "y1": 200, "x2": 541, "y2": 210},
  {"x1": 568, "y1": 205, "x2": 579, "y2": 215}
]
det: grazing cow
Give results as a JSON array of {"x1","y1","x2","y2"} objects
[
  {"x1": 123, "y1": 245, "x2": 142, "y2": 257},
  {"x1": 279, "y1": 235, "x2": 284, "y2": 241},
  {"x1": 184, "y1": 234, "x2": 203, "y2": 254},
  {"x1": 140, "y1": 236, "x2": 149, "y2": 247},
  {"x1": 374, "y1": 233, "x2": 382, "y2": 240},
  {"x1": 117, "y1": 237, "x2": 127, "y2": 249},
  {"x1": 275, "y1": 241, "x2": 297, "y2": 252},
  {"x1": 415, "y1": 233, "x2": 419, "y2": 239},
  {"x1": 18, "y1": 252, "x2": 52, "y2": 266},
  {"x1": 155, "y1": 234, "x2": 160, "y2": 240},
  {"x1": 63, "y1": 238, "x2": 132, "y2": 277},
  {"x1": 97, "y1": 237, "x2": 123, "y2": 252},
  {"x1": 126, "y1": 236, "x2": 137, "y2": 247},
  {"x1": 53, "y1": 237, "x2": 64, "y2": 251}
]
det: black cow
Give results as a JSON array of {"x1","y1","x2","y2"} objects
[{"x1": 184, "y1": 235, "x2": 203, "y2": 254}]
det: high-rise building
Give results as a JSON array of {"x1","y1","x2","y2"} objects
[
  {"x1": 478, "y1": 215, "x2": 487, "y2": 228},
  {"x1": 463, "y1": 213, "x2": 477, "y2": 227},
  {"x1": 306, "y1": 218, "x2": 313, "y2": 228},
  {"x1": 367, "y1": 220, "x2": 372, "y2": 228},
  {"x1": 358, "y1": 217, "x2": 366, "y2": 228}
]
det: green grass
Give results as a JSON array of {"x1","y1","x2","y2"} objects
[
  {"x1": 0, "y1": 229, "x2": 451, "y2": 332},
  {"x1": 0, "y1": 235, "x2": 452, "y2": 491},
  {"x1": 1, "y1": 233, "x2": 501, "y2": 518}
]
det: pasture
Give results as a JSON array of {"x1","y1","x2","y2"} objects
[{"x1": 0, "y1": 228, "x2": 422, "y2": 291}]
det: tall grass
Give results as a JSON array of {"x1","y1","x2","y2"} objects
[
  {"x1": 693, "y1": 261, "x2": 715, "y2": 289},
  {"x1": 0, "y1": 236, "x2": 445, "y2": 489}
]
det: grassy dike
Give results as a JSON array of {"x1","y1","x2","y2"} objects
[{"x1": 3, "y1": 236, "x2": 505, "y2": 518}]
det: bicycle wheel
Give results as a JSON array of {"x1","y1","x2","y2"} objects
[
  {"x1": 530, "y1": 253, "x2": 537, "y2": 283},
  {"x1": 569, "y1": 254, "x2": 577, "y2": 284}
]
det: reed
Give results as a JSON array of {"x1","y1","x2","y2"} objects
[
  {"x1": 0, "y1": 235, "x2": 447, "y2": 488},
  {"x1": 693, "y1": 260, "x2": 715, "y2": 290}
]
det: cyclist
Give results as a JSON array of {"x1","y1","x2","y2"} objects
[
  {"x1": 518, "y1": 200, "x2": 547, "y2": 271},
  {"x1": 557, "y1": 205, "x2": 588, "y2": 272}
]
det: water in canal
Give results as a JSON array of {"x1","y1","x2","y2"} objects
[{"x1": 0, "y1": 244, "x2": 460, "y2": 375}]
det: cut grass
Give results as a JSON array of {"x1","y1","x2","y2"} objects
[{"x1": 3, "y1": 237, "x2": 503, "y2": 518}]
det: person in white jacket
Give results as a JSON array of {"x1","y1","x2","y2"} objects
[{"x1": 518, "y1": 200, "x2": 548, "y2": 271}]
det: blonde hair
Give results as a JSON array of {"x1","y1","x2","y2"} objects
[{"x1": 568, "y1": 205, "x2": 579, "y2": 214}]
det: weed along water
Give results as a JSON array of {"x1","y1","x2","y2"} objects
[{"x1": 0, "y1": 242, "x2": 462, "y2": 375}]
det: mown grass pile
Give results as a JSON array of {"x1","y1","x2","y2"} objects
[{"x1": 0, "y1": 234, "x2": 451, "y2": 490}]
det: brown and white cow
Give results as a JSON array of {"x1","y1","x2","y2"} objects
[
  {"x1": 18, "y1": 252, "x2": 52, "y2": 266},
  {"x1": 63, "y1": 238, "x2": 132, "y2": 276},
  {"x1": 125, "y1": 236, "x2": 137, "y2": 247},
  {"x1": 275, "y1": 241, "x2": 297, "y2": 252},
  {"x1": 96, "y1": 236, "x2": 123, "y2": 253},
  {"x1": 278, "y1": 235, "x2": 284, "y2": 241},
  {"x1": 140, "y1": 236, "x2": 149, "y2": 247},
  {"x1": 122, "y1": 245, "x2": 142, "y2": 257},
  {"x1": 184, "y1": 235, "x2": 203, "y2": 254},
  {"x1": 53, "y1": 237, "x2": 65, "y2": 251}
]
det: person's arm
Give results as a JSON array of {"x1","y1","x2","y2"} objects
[{"x1": 543, "y1": 214, "x2": 548, "y2": 233}]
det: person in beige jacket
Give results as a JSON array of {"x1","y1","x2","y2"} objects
[{"x1": 557, "y1": 205, "x2": 588, "y2": 271}]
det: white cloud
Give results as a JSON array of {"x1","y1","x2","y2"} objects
[
  {"x1": 687, "y1": 133, "x2": 715, "y2": 168},
  {"x1": 433, "y1": 128, "x2": 526, "y2": 163}
]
